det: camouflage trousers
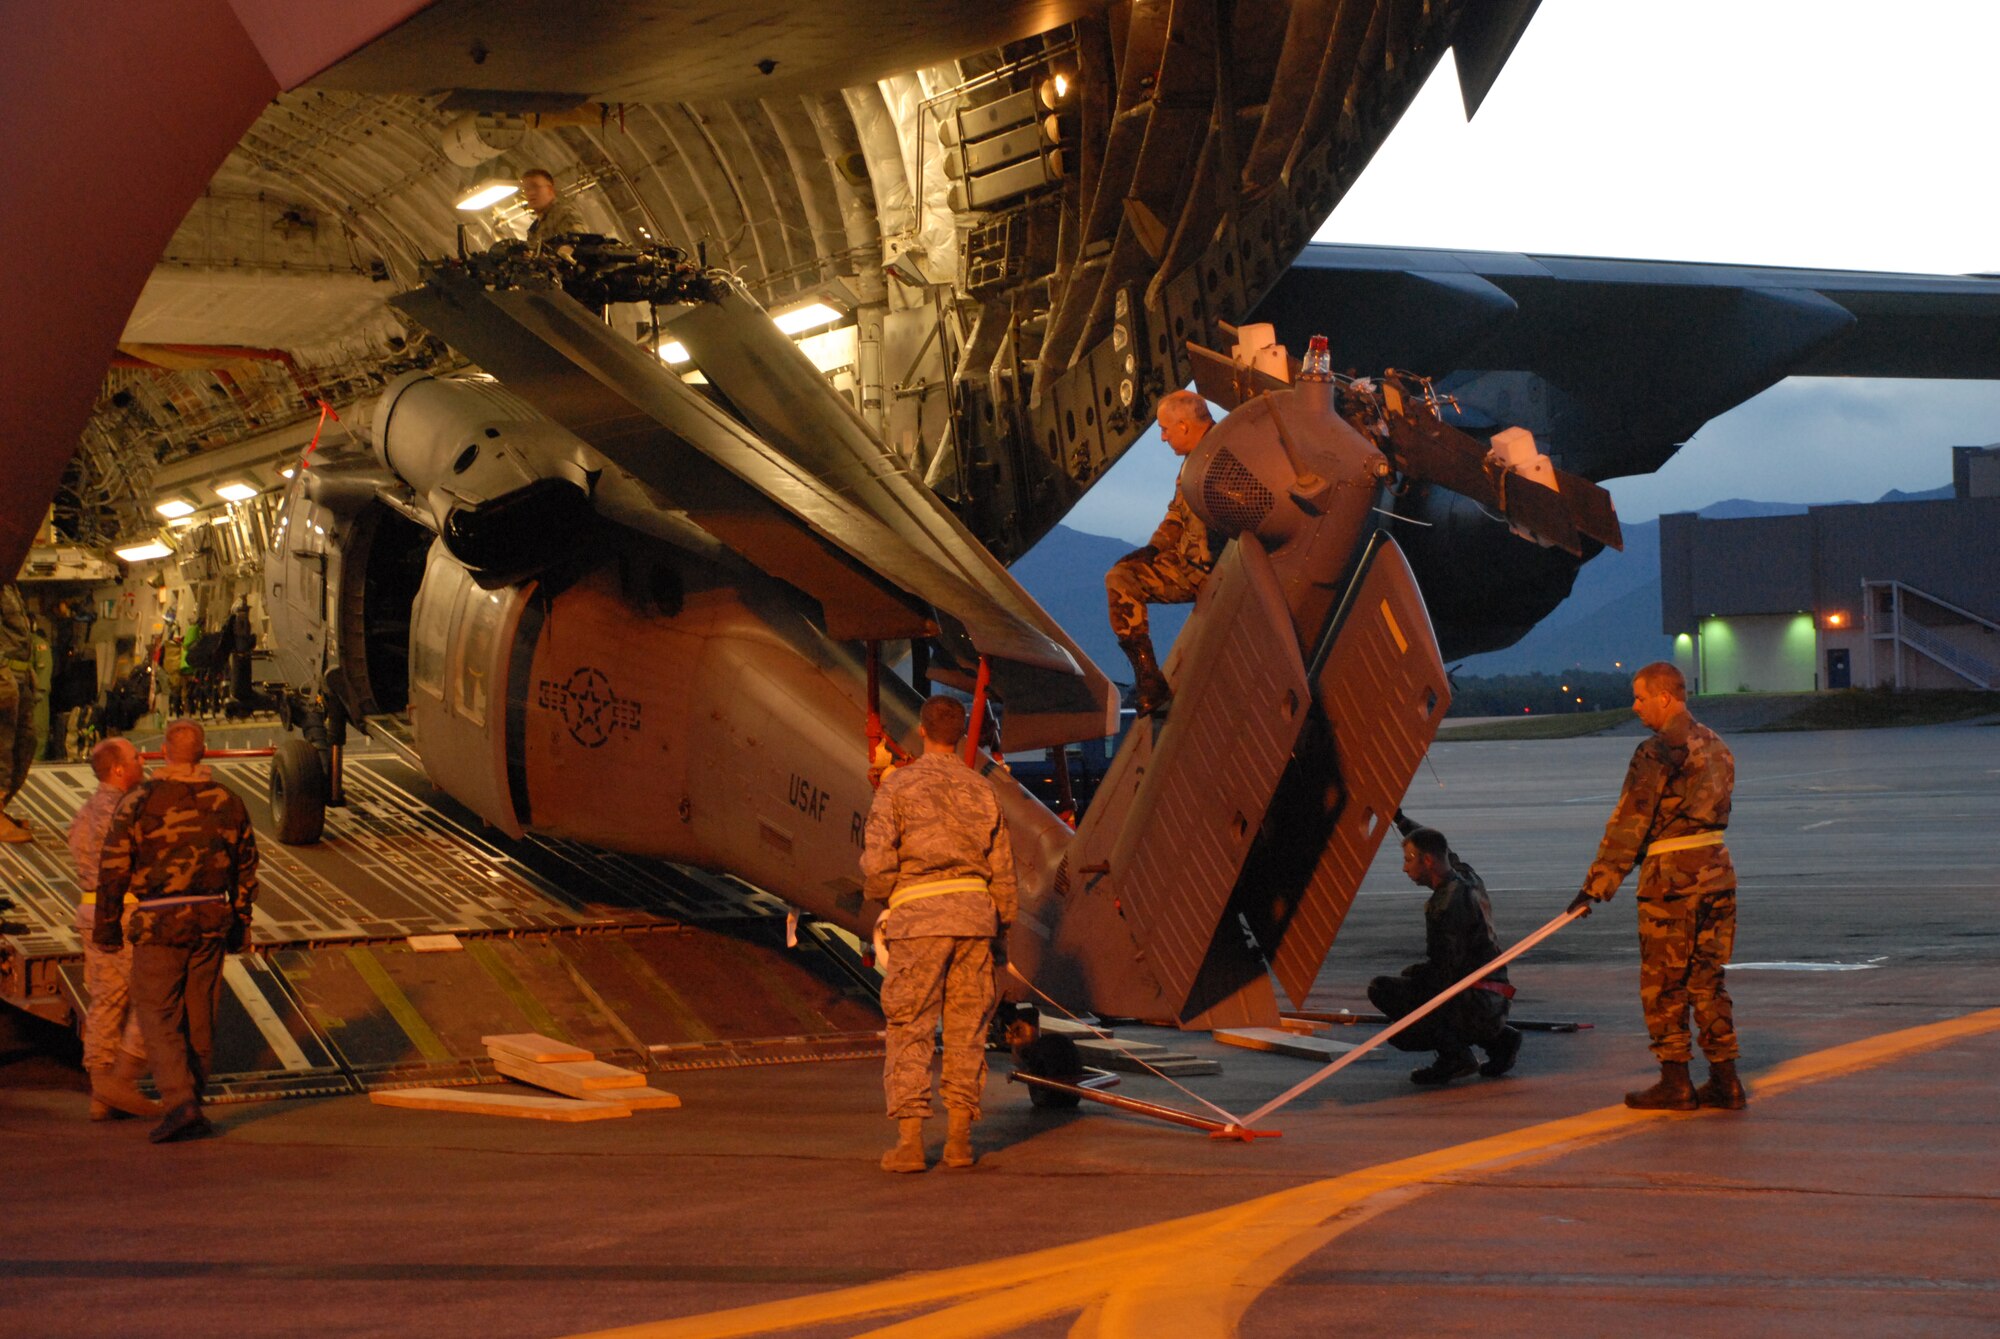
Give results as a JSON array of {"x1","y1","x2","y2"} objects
[
  {"x1": 0, "y1": 671, "x2": 35, "y2": 804},
  {"x1": 131, "y1": 938, "x2": 227, "y2": 1109},
  {"x1": 81, "y1": 936, "x2": 148, "y2": 1071},
  {"x1": 1105, "y1": 548, "x2": 1207, "y2": 642},
  {"x1": 881, "y1": 935, "x2": 996, "y2": 1120},
  {"x1": 1638, "y1": 889, "x2": 1739, "y2": 1063}
]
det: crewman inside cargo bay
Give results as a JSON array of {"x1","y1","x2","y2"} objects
[
  {"x1": 1104, "y1": 389, "x2": 1218, "y2": 717},
  {"x1": 519, "y1": 167, "x2": 582, "y2": 252},
  {"x1": 1367, "y1": 821, "x2": 1522, "y2": 1085},
  {"x1": 862, "y1": 695, "x2": 1016, "y2": 1172}
]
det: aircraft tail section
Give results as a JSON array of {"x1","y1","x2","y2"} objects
[
  {"x1": 1010, "y1": 371, "x2": 1463, "y2": 1028},
  {"x1": 1014, "y1": 539, "x2": 1311, "y2": 1028},
  {"x1": 1254, "y1": 535, "x2": 1451, "y2": 1008}
]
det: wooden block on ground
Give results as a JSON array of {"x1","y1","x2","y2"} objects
[
  {"x1": 493, "y1": 1055, "x2": 646, "y2": 1098},
  {"x1": 482, "y1": 1032, "x2": 594, "y2": 1064},
  {"x1": 593, "y1": 1086, "x2": 682, "y2": 1110},
  {"x1": 370, "y1": 1087, "x2": 630, "y2": 1122},
  {"x1": 1212, "y1": 1027, "x2": 1374, "y2": 1063}
]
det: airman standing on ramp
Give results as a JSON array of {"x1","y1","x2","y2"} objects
[{"x1": 862, "y1": 696, "x2": 1017, "y2": 1172}]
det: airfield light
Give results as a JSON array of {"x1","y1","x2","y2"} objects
[
  {"x1": 115, "y1": 540, "x2": 173, "y2": 563},
  {"x1": 213, "y1": 481, "x2": 259, "y2": 502},
  {"x1": 455, "y1": 179, "x2": 519, "y2": 211},
  {"x1": 153, "y1": 494, "x2": 197, "y2": 520},
  {"x1": 1824, "y1": 611, "x2": 1848, "y2": 629},
  {"x1": 771, "y1": 302, "x2": 844, "y2": 336}
]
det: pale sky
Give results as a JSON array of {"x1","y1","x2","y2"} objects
[{"x1": 1065, "y1": 0, "x2": 2000, "y2": 544}]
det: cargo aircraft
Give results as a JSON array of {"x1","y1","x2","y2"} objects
[{"x1": 11, "y1": 2, "x2": 2000, "y2": 1031}]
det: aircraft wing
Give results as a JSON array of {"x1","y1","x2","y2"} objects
[
  {"x1": 394, "y1": 275, "x2": 1117, "y2": 745},
  {"x1": 1252, "y1": 245, "x2": 2000, "y2": 482}
]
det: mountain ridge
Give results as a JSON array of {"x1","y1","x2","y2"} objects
[{"x1": 1009, "y1": 486, "x2": 1953, "y2": 681}]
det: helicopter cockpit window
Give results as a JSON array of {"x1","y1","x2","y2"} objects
[
  {"x1": 409, "y1": 547, "x2": 458, "y2": 699},
  {"x1": 454, "y1": 587, "x2": 506, "y2": 726}
]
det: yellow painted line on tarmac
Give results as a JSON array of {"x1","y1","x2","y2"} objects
[{"x1": 569, "y1": 1007, "x2": 2000, "y2": 1339}]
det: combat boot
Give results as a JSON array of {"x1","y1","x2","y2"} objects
[
  {"x1": 1117, "y1": 636, "x2": 1173, "y2": 718},
  {"x1": 1625, "y1": 1060, "x2": 1698, "y2": 1110},
  {"x1": 90, "y1": 1051, "x2": 163, "y2": 1121},
  {"x1": 879, "y1": 1117, "x2": 927, "y2": 1173},
  {"x1": 942, "y1": 1109, "x2": 975, "y2": 1169},
  {"x1": 148, "y1": 1100, "x2": 213, "y2": 1144},
  {"x1": 1479, "y1": 1026, "x2": 1523, "y2": 1078},
  {"x1": 0, "y1": 812, "x2": 31, "y2": 844},
  {"x1": 1410, "y1": 1049, "x2": 1478, "y2": 1086},
  {"x1": 1695, "y1": 1059, "x2": 1747, "y2": 1110}
]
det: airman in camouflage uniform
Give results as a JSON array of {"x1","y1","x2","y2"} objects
[
  {"x1": 862, "y1": 695, "x2": 1017, "y2": 1173},
  {"x1": 1104, "y1": 390, "x2": 1218, "y2": 716},
  {"x1": 0, "y1": 583, "x2": 38, "y2": 843},
  {"x1": 1569, "y1": 662, "x2": 1745, "y2": 1111},
  {"x1": 95, "y1": 719, "x2": 259, "y2": 1142},
  {"x1": 67, "y1": 736, "x2": 162, "y2": 1121}
]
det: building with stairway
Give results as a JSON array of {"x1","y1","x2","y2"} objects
[{"x1": 1658, "y1": 446, "x2": 2000, "y2": 694}]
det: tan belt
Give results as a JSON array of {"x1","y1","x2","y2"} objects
[
  {"x1": 888, "y1": 876, "x2": 988, "y2": 909},
  {"x1": 1645, "y1": 830, "x2": 1725, "y2": 858}
]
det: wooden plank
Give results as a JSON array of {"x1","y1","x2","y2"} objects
[
  {"x1": 493, "y1": 1055, "x2": 647, "y2": 1098},
  {"x1": 592, "y1": 1086, "x2": 683, "y2": 1111},
  {"x1": 369, "y1": 1087, "x2": 630, "y2": 1122},
  {"x1": 1213, "y1": 1027, "x2": 1374, "y2": 1063},
  {"x1": 481, "y1": 1032, "x2": 594, "y2": 1064}
]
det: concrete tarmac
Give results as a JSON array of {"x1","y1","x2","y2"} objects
[{"x1": 2, "y1": 721, "x2": 1996, "y2": 1337}]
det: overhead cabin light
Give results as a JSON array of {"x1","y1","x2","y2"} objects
[
  {"x1": 771, "y1": 302, "x2": 843, "y2": 336},
  {"x1": 213, "y1": 481, "x2": 259, "y2": 502},
  {"x1": 115, "y1": 540, "x2": 173, "y2": 563},
  {"x1": 154, "y1": 494, "x2": 197, "y2": 519},
  {"x1": 455, "y1": 179, "x2": 520, "y2": 211},
  {"x1": 279, "y1": 466, "x2": 297, "y2": 479},
  {"x1": 658, "y1": 341, "x2": 691, "y2": 365},
  {"x1": 1038, "y1": 71, "x2": 1073, "y2": 110}
]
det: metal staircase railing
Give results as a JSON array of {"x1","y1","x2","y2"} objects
[{"x1": 1864, "y1": 580, "x2": 2000, "y2": 689}]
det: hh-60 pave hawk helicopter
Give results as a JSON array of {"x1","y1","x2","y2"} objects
[{"x1": 262, "y1": 235, "x2": 1618, "y2": 1030}]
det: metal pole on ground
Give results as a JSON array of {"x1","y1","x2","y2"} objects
[{"x1": 1220, "y1": 906, "x2": 1588, "y2": 1136}]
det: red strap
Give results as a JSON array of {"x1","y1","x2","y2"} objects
[
  {"x1": 962, "y1": 655, "x2": 992, "y2": 767},
  {"x1": 1471, "y1": 979, "x2": 1516, "y2": 1000}
]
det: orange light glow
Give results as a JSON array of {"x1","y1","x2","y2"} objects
[{"x1": 1824, "y1": 611, "x2": 1848, "y2": 628}]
